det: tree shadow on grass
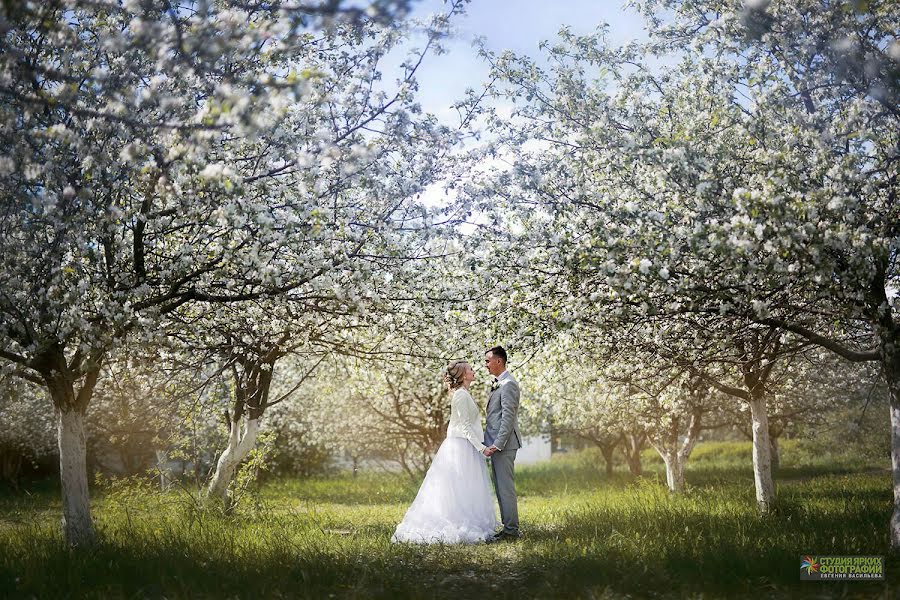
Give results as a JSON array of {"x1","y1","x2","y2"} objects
[
  {"x1": 517, "y1": 503, "x2": 895, "y2": 599},
  {"x1": 1, "y1": 462, "x2": 895, "y2": 599},
  {"x1": 1, "y1": 492, "x2": 896, "y2": 600}
]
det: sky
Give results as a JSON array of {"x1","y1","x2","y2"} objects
[
  {"x1": 399, "y1": 0, "x2": 649, "y2": 124},
  {"x1": 370, "y1": 1, "x2": 654, "y2": 212}
]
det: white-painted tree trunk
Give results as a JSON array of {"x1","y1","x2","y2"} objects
[
  {"x1": 651, "y1": 412, "x2": 701, "y2": 493},
  {"x1": 155, "y1": 449, "x2": 170, "y2": 491},
  {"x1": 879, "y1": 318, "x2": 900, "y2": 549},
  {"x1": 206, "y1": 417, "x2": 260, "y2": 502},
  {"x1": 889, "y1": 399, "x2": 900, "y2": 550},
  {"x1": 58, "y1": 408, "x2": 95, "y2": 546},
  {"x1": 660, "y1": 453, "x2": 685, "y2": 492},
  {"x1": 748, "y1": 394, "x2": 776, "y2": 513}
]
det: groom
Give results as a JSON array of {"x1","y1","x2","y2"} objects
[{"x1": 483, "y1": 345, "x2": 522, "y2": 541}]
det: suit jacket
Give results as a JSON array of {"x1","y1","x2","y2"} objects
[{"x1": 484, "y1": 371, "x2": 522, "y2": 451}]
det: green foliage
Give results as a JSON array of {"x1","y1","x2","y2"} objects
[
  {"x1": 792, "y1": 398, "x2": 891, "y2": 468},
  {"x1": 684, "y1": 440, "x2": 755, "y2": 470},
  {"x1": 94, "y1": 472, "x2": 159, "y2": 507},
  {"x1": 263, "y1": 471, "x2": 420, "y2": 505},
  {"x1": 226, "y1": 429, "x2": 278, "y2": 513},
  {"x1": 0, "y1": 442, "x2": 895, "y2": 598},
  {"x1": 267, "y1": 422, "x2": 334, "y2": 479}
]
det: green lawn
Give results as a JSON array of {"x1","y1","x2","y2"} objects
[{"x1": 0, "y1": 441, "x2": 895, "y2": 599}]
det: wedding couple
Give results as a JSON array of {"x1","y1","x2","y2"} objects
[{"x1": 392, "y1": 346, "x2": 522, "y2": 544}]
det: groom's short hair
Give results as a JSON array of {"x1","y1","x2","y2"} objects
[{"x1": 486, "y1": 345, "x2": 507, "y2": 364}]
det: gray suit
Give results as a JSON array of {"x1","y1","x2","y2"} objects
[{"x1": 484, "y1": 371, "x2": 522, "y2": 535}]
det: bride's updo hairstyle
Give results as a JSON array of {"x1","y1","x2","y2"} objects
[{"x1": 443, "y1": 361, "x2": 469, "y2": 391}]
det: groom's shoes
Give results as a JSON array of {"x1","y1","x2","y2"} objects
[{"x1": 487, "y1": 530, "x2": 520, "y2": 544}]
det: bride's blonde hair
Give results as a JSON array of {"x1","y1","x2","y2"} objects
[{"x1": 443, "y1": 361, "x2": 469, "y2": 391}]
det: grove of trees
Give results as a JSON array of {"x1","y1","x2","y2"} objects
[{"x1": 1, "y1": 0, "x2": 896, "y2": 550}]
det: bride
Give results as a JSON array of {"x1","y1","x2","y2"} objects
[{"x1": 391, "y1": 360, "x2": 498, "y2": 544}]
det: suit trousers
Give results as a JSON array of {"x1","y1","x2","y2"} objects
[{"x1": 490, "y1": 448, "x2": 518, "y2": 534}]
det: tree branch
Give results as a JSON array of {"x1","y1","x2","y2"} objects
[{"x1": 759, "y1": 318, "x2": 880, "y2": 362}]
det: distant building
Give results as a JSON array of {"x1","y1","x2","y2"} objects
[{"x1": 516, "y1": 435, "x2": 552, "y2": 465}]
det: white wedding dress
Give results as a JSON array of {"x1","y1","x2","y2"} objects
[{"x1": 391, "y1": 387, "x2": 498, "y2": 544}]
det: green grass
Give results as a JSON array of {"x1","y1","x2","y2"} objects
[{"x1": 0, "y1": 442, "x2": 895, "y2": 599}]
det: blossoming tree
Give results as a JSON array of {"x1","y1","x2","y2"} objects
[
  {"x1": 0, "y1": 0, "x2": 465, "y2": 545},
  {"x1": 460, "y1": 0, "x2": 897, "y2": 522}
]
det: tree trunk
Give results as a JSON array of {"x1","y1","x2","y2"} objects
[
  {"x1": 661, "y1": 452, "x2": 685, "y2": 492},
  {"x1": 862, "y1": 258, "x2": 900, "y2": 549},
  {"x1": 193, "y1": 455, "x2": 202, "y2": 487},
  {"x1": 592, "y1": 435, "x2": 619, "y2": 476},
  {"x1": 652, "y1": 410, "x2": 703, "y2": 493},
  {"x1": 206, "y1": 417, "x2": 260, "y2": 503},
  {"x1": 155, "y1": 449, "x2": 170, "y2": 491},
  {"x1": 622, "y1": 432, "x2": 645, "y2": 477},
  {"x1": 748, "y1": 392, "x2": 776, "y2": 512},
  {"x1": 890, "y1": 392, "x2": 900, "y2": 549},
  {"x1": 57, "y1": 408, "x2": 95, "y2": 546},
  {"x1": 884, "y1": 337, "x2": 900, "y2": 549},
  {"x1": 36, "y1": 347, "x2": 102, "y2": 547},
  {"x1": 769, "y1": 435, "x2": 780, "y2": 472},
  {"x1": 648, "y1": 431, "x2": 682, "y2": 492},
  {"x1": 599, "y1": 443, "x2": 615, "y2": 476},
  {"x1": 0, "y1": 451, "x2": 23, "y2": 488}
]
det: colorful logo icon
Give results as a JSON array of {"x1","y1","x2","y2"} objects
[{"x1": 801, "y1": 556, "x2": 820, "y2": 575}]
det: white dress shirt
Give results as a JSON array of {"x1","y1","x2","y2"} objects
[{"x1": 447, "y1": 387, "x2": 487, "y2": 453}]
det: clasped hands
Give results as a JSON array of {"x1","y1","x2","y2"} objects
[{"x1": 482, "y1": 445, "x2": 499, "y2": 457}]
